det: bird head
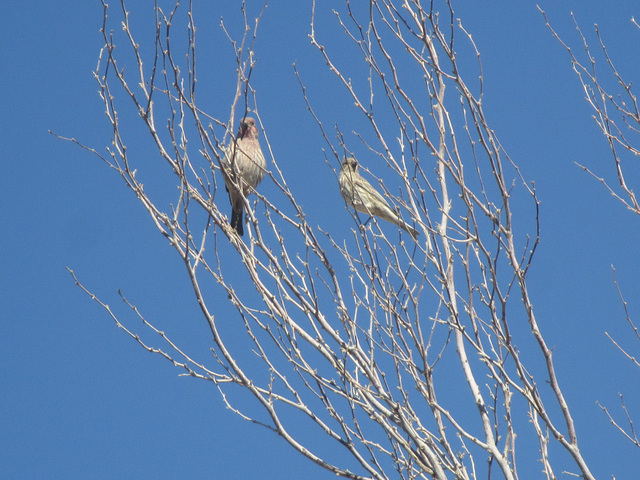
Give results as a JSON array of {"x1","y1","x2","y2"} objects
[
  {"x1": 238, "y1": 117, "x2": 258, "y2": 140},
  {"x1": 342, "y1": 156, "x2": 359, "y2": 173}
]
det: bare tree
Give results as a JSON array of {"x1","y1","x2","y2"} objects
[
  {"x1": 57, "y1": 1, "x2": 627, "y2": 478},
  {"x1": 541, "y1": 7, "x2": 640, "y2": 455}
]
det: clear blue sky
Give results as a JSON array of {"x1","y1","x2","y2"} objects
[{"x1": 2, "y1": 1, "x2": 640, "y2": 479}]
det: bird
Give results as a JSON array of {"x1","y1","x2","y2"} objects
[
  {"x1": 339, "y1": 156, "x2": 418, "y2": 239},
  {"x1": 222, "y1": 117, "x2": 266, "y2": 236}
]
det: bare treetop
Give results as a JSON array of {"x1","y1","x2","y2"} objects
[{"x1": 56, "y1": 1, "x2": 640, "y2": 479}]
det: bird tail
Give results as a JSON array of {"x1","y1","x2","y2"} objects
[
  {"x1": 401, "y1": 222, "x2": 419, "y2": 241},
  {"x1": 231, "y1": 209, "x2": 244, "y2": 236}
]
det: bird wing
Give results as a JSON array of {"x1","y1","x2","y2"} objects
[{"x1": 354, "y1": 176, "x2": 391, "y2": 209}]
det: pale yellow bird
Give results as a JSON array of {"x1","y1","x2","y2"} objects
[{"x1": 339, "y1": 156, "x2": 418, "y2": 239}]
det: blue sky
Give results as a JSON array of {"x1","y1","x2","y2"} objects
[{"x1": 2, "y1": 1, "x2": 640, "y2": 479}]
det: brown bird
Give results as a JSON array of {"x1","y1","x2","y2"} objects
[
  {"x1": 223, "y1": 117, "x2": 266, "y2": 236},
  {"x1": 339, "y1": 156, "x2": 418, "y2": 239}
]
